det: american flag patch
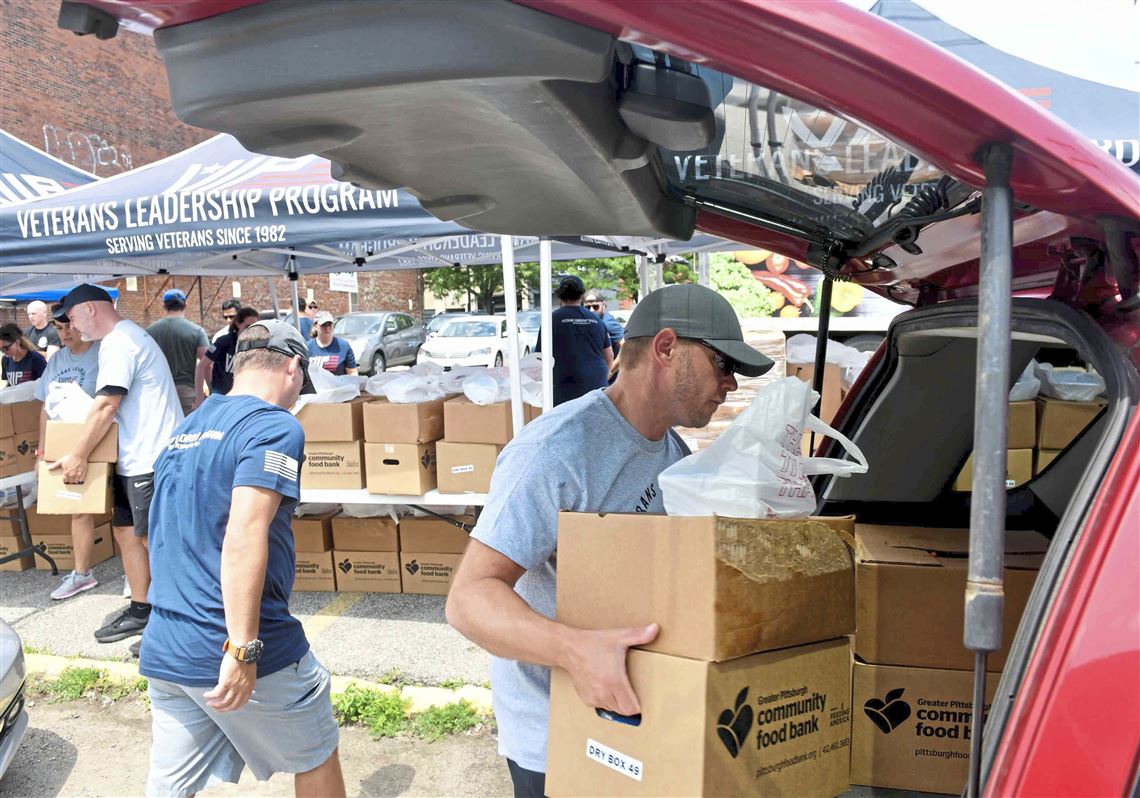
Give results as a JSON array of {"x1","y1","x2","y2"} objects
[{"x1": 264, "y1": 450, "x2": 299, "y2": 481}]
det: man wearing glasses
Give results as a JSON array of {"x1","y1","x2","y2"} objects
[
  {"x1": 583, "y1": 292, "x2": 625, "y2": 357},
  {"x1": 447, "y1": 284, "x2": 773, "y2": 798},
  {"x1": 212, "y1": 299, "x2": 243, "y2": 344}
]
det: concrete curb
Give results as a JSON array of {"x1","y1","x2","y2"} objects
[{"x1": 24, "y1": 653, "x2": 493, "y2": 715}]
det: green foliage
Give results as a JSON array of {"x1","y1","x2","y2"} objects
[
  {"x1": 438, "y1": 678, "x2": 467, "y2": 690},
  {"x1": 708, "y1": 253, "x2": 779, "y2": 319},
  {"x1": 46, "y1": 667, "x2": 104, "y2": 702},
  {"x1": 410, "y1": 699, "x2": 484, "y2": 742},
  {"x1": 332, "y1": 683, "x2": 410, "y2": 739},
  {"x1": 377, "y1": 667, "x2": 407, "y2": 687},
  {"x1": 422, "y1": 264, "x2": 503, "y2": 315}
]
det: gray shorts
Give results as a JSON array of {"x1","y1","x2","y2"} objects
[{"x1": 146, "y1": 651, "x2": 339, "y2": 797}]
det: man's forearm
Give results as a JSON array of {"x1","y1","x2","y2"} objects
[
  {"x1": 220, "y1": 519, "x2": 267, "y2": 644},
  {"x1": 448, "y1": 576, "x2": 577, "y2": 671},
  {"x1": 68, "y1": 399, "x2": 117, "y2": 461}
]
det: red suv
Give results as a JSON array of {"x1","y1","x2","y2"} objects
[{"x1": 57, "y1": 1, "x2": 1140, "y2": 794}]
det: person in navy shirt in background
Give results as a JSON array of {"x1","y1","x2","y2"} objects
[
  {"x1": 583, "y1": 291, "x2": 625, "y2": 357},
  {"x1": 139, "y1": 320, "x2": 345, "y2": 798},
  {"x1": 0, "y1": 324, "x2": 47, "y2": 386},
  {"x1": 537, "y1": 276, "x2": 613, "y2": 405},
  {"x1": 206, "y1": 306, "x2": 260, "y2": 395},
  {"x1": 307, "y1": 310, "x2": 358, "y2": 375}
]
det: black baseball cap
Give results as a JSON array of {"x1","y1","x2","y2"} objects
[
  {"x1": 235, "y1": 320, "x2": 316, "y2": 394},
  {"x1": 53, "y1": 284, "x2": 114, "y2": 320},
  {"x1": 624, "y1": 284, "x2": 774, "y2": 377}
]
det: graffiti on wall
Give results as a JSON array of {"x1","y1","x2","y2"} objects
[{"x1": 42, "y1": 124, "x2": 133, "y2": 175}]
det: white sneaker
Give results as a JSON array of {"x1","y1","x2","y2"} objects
[
  {"x1": 51, "y1": 570, "x2": 98, "y2": 601},
  {"x1": 122, "y1": 574, "x2": 131, "y2": 599}
]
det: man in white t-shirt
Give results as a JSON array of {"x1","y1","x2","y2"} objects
[{"x1": 49, "y1": 284, "x2": 183, "y2": 646}]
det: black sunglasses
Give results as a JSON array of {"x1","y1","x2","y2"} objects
[
  {"x1": 586, "y1": 302, "x2": 603, "y2": 310},
  {"x1": 681, "y1": 338, "x2": 737, "y2": 376}
]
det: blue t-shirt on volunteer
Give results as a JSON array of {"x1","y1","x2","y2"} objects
[
  {"x1": 307, "y1": 337, "x2": 357, "y2": 375},
  {"x1": 599, "y1": 311, "x2": 625, "y2": 353},
  {"x1": 1, "y1": 350, "x2": 47, "y2": 386},
  {"x1": 300, "y1": 317, "x2": 313, "y2": 339},
  {"x1": 139, "y1": 393, "x2": 308, "y2": 687},
  {"x1": 205, "y1": 331, "x2": 238, "y2": 395},
  {"x1": 537, "y1": 305, "x2": 611, "y2": 405}
]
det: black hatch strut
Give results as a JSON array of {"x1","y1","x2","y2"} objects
[{"x1": 964, "y1": 142, "x2": 1014, "y2": 798}]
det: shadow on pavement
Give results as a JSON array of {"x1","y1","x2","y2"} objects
[
  {"x1": 0, "y1": 726, "x2": 78, "y2": 797},
  {"x1": 358, "y1": 763, "x2": 415, "y2": 797}
]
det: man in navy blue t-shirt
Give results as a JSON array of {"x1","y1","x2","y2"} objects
[
  {"x1": 537, "y1": 276, "x2": 613, "y2": 405},
  {"x1": 307, "y1": 310, "x2": 358, "y2": 376},
  {"x1": 206, "y1": 307, "x2": 259, "y2": 395},
  {"x1": 139, "y1": 321, "x2": 345, "y2": 797}
]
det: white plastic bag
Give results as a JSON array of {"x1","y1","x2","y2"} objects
[
  {"x1": 341, "y1": 503, "x2": 400, "y2": 524},
  {"x1": 785, "y1": 334, "x2": 870, "y2": 391},
  {"x1": 1034, "y1": 362, "x2": 1106, "y2": 402},
  {"x1": 1009, "y1": 360, "x2": 1041, "y2": 402},
  {"x1": 463, "y1": 372, "x2": 511, "y2": 405},
  {"x1": 45, "y1": 381, "x2": 94, "y2": 422},
  {"x1": 0, "y1": 381, "x2": 38, "y2": 404},
  {"x1": 660, "y1": 376, "x2": 868, "y2": 518},
  {"x1": 385, "y1": 374, "x2": 448, "y2": 404},
  {"x1": 364, "y1": 372, "x2": 405, "y2": 397},
  {"x1": 292, "y1": 364, "x2": 362, "y2": 413}
]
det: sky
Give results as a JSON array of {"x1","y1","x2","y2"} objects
[{"x1": 848, "y1": 0, "x2": 1140, "y2": 91}]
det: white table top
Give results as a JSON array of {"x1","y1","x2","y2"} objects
[
  {"x1": 298, "y1": 488, "x2": 486, "y2": 506},
  {"x1": 0, "y1": 471, "x2": 36, "y2": 492}
]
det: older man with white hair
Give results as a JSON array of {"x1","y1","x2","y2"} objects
[{"x1": 25, "y1": 300, "x2": 61, "y2": 357}]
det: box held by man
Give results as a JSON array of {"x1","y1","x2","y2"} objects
[
  {"x1": 36, "y1": 461, "x2": 111, "y2": 514},
  {"x1": 44, "y1": 420, "x2": 118, "y2": 463}
]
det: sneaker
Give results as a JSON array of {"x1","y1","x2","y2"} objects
[
  {"x1": 94, "y1": 609, "x2": 148, "y2": 643},
  {"x1": 129, "y1": 639, "x2": 141, "y2": 659},
  {"x1": 50, "y1": 570, "x2": 99, "y2": 601},
  {"x1": 122, "y1": 575, "x2": 131, "y2": 599}
]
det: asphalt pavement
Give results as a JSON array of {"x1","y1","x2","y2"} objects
[{"x1": 1, "y1": 556, "x2": 490, "y2": 687}]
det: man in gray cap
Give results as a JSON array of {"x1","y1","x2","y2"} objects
[
  {"x1": 446, "y1": 284, "x2": 772, "y2": 797},
  {"x1": 138, "y1": 320, "x2": 342, "y2": 796},
  {"x1": 49, "y1": 284, "x2": 184, "y2": 647}
]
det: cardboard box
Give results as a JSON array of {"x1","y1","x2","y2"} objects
[
  {"x1": 0, "y1": 431, "x2": 38, "y2": 478},
  {"x1": 292, "y1": 509, "x2": 338, "y2": 552},
  {"x1": 524, "y1": 403, "x2": 542, "y2": 425},
  {"x1": 400, "y1": 551, "x2": 463, "y2": 595},
  {"x1": 331, "y1": 514, "x2": 398, "y2": 552},
  {"x1": 556, "y1": 513, "x2": 856, "y2": 662},
  {"x1": 0, "y1": 401, "x2": 43, "y2": 437},
  {"x1": 0, "y1": 437, "x2": 16, "y2": 479},
  {"x1": 851, "y1": 660, "x2": 998, "y2": 794},
  {"x1": 365, "y1": 442, "x2": 437, "y2": 496},
  {"x1": 43, "y1": 421, "x2": 118, "y2": 463},
  {"x1": 1007, "y1": 401, "x2": 1036, "y2": 450},
  {"x1": 787, "y1": 362, "x2": 842, "y2": 425},
  {"x1": 363, "y1": 398, "x2": 445, "y2": 444},
  {"x1": 301, "y1": 441, "x2": 364, "y2": 490},
  {"x1": 546, "y1": 638, "x2": 852, "y2": 798},
  {"x1": 1036, "y1": 397, "x2": 1106, "y2": 450},
  {"x1": 333, "y1": 550, "x2": 402, "y2": 592},
  {"x1": 855, "y1": 525, "x2": 1048, "y2": 671},
  {"x1": 1035, "y1": 448, "x2": 1061, "y2": 475},
  {"x1": 398, "y1": 515, "x2": 473, "y2": 554},
  {"x1": 443, "y1": 396, "x2": 513, "y2": 445},
  {"x1": 294, "y1": 549, "x2": 337, "y2": 592},
  {"x1": 0, "y1": 535, "x2": 34, "y2": 571},
  {"x1": 36, "y1": 461, "x2": 111, "y2": 514},
  {"x1": 951, "y1": 448, "x2": 1034, "y2": 492},
  {"x1": 295, "y1": 397, "x2": 368, "y2": 442},
  {"x1": 33, "y1": 523, "x2": 115, "y2": 571},
  {"x1": 436, "y1": 441, "x2": 500, "y2": 494}
]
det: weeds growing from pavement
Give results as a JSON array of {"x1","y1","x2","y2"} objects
[
  {"x1": 411, "y1": 699, "x2": 483, "y2": 741},
  {"x1": 438, "y1": 678, "x2": 467, "y2": 690},
  {"x1": 30, "y1": 667, "x2": 149, "y2": 704},
  {"x1": 331, "y1": 684, "x2": 489, "y2": 741},
  {"x1": 377, "y1": 667, "x2": 408, "y2": 687},
  {"x1": 47, "y1": 667, "x2": 103, "y2": 701}
]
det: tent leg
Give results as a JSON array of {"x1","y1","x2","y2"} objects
[
  {"x1": 965, "y1": 142, "x2": 1014, "y2": 798},
  {"x1": 289, "y1": 255, "x2": 302, "y2": 333},
  {"x1": 637, "y1": 255, "x2": 649, "y2": 299},
  {"x1": 698, "y1": 251, "x2": 711, "y2": 287},
  {"x1": 267, "y1": 276, "x2": 280, "y2": 316},
  {"x1": 500, "y1": 236, "x2": 524, "y2": 436},
  {"x1": 539, "y1": 239, "x2": 554, "y2": 412}
]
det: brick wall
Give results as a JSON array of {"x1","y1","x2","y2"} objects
[{"x1": 1, "y1": 1, "x2": 423, "y2": 330}]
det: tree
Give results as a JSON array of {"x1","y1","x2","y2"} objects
[
  {"x1": 708, "y1": 253, "x2": 779, "y2": 319},
  {"x1": 421, "y1": 264, "x2": 503, "y2": 314}
]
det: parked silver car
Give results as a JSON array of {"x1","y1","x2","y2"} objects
[
  {"x1": 0, "y1": 619, "x2": 27, "y2": 780},
  {"x1": 332, "y1": 311, "x2": 425, "y2": 375}
]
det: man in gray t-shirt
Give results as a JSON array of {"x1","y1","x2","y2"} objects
[
  {"x1": 446, "y1": 285, "x2": 775, "y2": 796},
  {"x1": 147, "y1": 289, "x2": 210, "y2": 415}
]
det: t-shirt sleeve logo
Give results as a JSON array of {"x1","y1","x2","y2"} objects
[{"x1": 264, "y1": 450, "x2": 299, "y2": 481}]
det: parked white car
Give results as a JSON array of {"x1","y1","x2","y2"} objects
[{"x1": 416, "y1": 315, "x2": 526, "y2": 369}]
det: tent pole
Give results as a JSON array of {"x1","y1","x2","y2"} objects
[
  {"x1": 637, "y1": 255, "x2": 648, "y2": 299},
  {"x1": 654, "y1": 254, "x2": 665, "y2": 289},
  {"x1": 698, "y1": 251, "x2": 710, "y2": 287},
  {"x1": 500, "y1": 236, "x2": 524, "y2": 435},
  {"x1": 539, "y1": 239, "x2": 554, "y2": 412},
  {"x1": 196, "y1": 276, "x2": 204, "y2": 325},
  {"x1": 267, "y1": 276, "x2": 280, "y2": 316},
  {"x1": 289, "y1": 254, "x2": 301, "y2": 333}
]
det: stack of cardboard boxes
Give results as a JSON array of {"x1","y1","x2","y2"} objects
[
  {"x1": 437, "y1": 397, "x2": 511, "y2": 494},
  {"x1": 546, "y1": 513, "x2": 857, "y2": 797},
  {"x1": 292, "y1": 508, "x2": 338, "y2": 591},
  {"x1": 850, "y1": 524, "x2": 1048, "y2": 793},
  {"x1": 952, "y1": 401, "x2": 1036, "y2": 491},
  {"x1": 398, "y1": 514, "x2": 474, "y2": 595},
  {"x1": 1034, "y1": 396, "x2": 1107, "y2": 474},
  {"x1": 0, "y1": 503, "x2": 115, "y2": 572},
  {"x1": 298, "y1": 399, "x2": 367, "y2": 491},
  {"x1": 362, "y1": 398, "x2": 443, "y2": 495},
  {"x1": 0, "y1": 401, "x2": 42, "y2": 480},
  {"x1": 332, "y1": 512, "x2": 402, "y2": 593}
]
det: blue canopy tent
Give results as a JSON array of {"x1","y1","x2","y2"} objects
[{"x1": 0, "y1": 128, "x2": 97, "y2": 206}]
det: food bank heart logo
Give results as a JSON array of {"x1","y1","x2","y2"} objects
[
  {"x1": 337, "y1": 559, "x2": 352, "y2": 574},
  {"x1": 16, "y1": 441, "x2": 29, "y2": 456},
  {"x1": 716, "y1": 687, "x2": 753, "y2": 758},
  {"x1": 864, "y1": 688, "x2": 911, "y2": 733},
  {"x1": 405, "y1": 559, "x2": 419, "y2": 575},
  {"x1": 420, "y1": 452, "x2": 431, "y2": 469}
]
